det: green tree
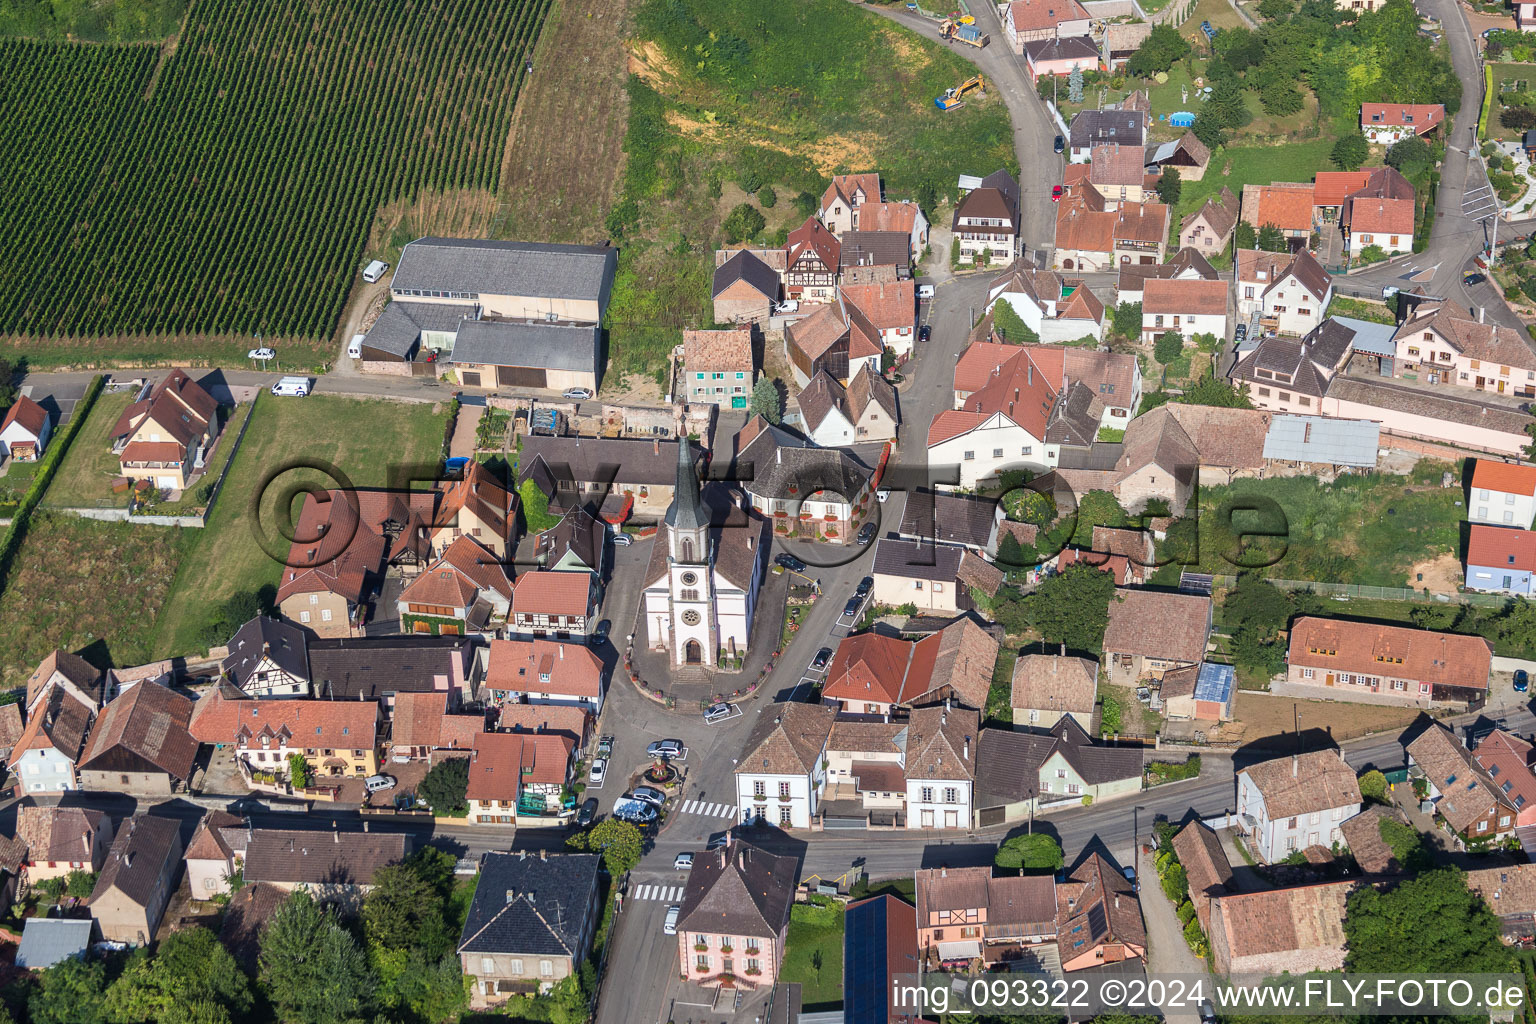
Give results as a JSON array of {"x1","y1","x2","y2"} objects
[
  {"x1": 1155, "y1": 167, "x2": 1181, "y2": 206},
  {"x1": 1256, "y1": 223, "x2": 1287, "y2": 252},
  {"x1": 286, "y1": 751, "x2": 311, "y2": 789},
  {"x1": 1125, "y1": 24, "x2": 1190, "y2": 77},
  {"x1": 105, "y1": 926, "x2": 253, "y2": 1024},
  {"x1": 1206, "y1": 78, "x2": 1252, "y2": 130},
  {"x1": 1384, "y1": 136, "x2": 1431, "y2": 173},
  {"x1": 1233, "y1": 221, "x2": 1257, "y2": 250},
  {"x1": 1190, "y1": 110, "x2": 1228, "y2": 151},
  {"x1": 1357, "y1": 244, "x2": 1388, "y2": 265},
  {"x1": 64, "y1": 869, "x2": 97, "y2": 898},
  {"x1": 1067, "y1": 489, "x2": 1129, "y2": 547},
  {"x1": 1224, "y1": 573, "x2": 1291, "y2": 637},
  {"x1": 758, "y1": 185, "x2": 777, "y2": 209},
  {"x1": 1357, "y1": 769, "x2": 1388, "y2": 805},
  {"x1": 1345, "y1": 867, "x2": 1512, "y2": 973},
  {"x1": 991, "y1": 299, "x2": 1039, "y2": 343},
  {"x1": 1525, "y1": 418, "x2": 1536, "y2": 462},
  {"x1": 1111, "y1": 301, "x2": 1142, "y2": 340},
  {"x1": 1153, "y1": 331, "x2": 1184, "y2": 365},
  {"x1": 373, "y1": 947, "x2": 468, "y2": 1024},
  {"x1": 1377, "y1": 817, "x2": 1433, "y2": 872},
  {"x1": 1330, "y1": 133, "x2": 1368, "y2": 171},
  {"x1": 793, "y1": 191, "x2": 819, "y2": 218},
  {"x1": 567, "y1": 818, "x2": 645, "y2": 875},
  {"x1": 1030, "y1": 563, "x2": 1117, "y2": 651},
  {"x1": 416, "y1": 756, "x2": 469, "y2": 815},
  {"x1": 1501, "y1": 106, "x2": 1536, "y2": 132},
  {"x1": 1258, "y1": 0, "x2": 1292, "y2": 18},
  {"x1": 722, "y1": 203, "x2": 766, "y2": 244},
  {"x1": 519, "y1": 478, "x2": 560, "y2": 534},
  {"x1": 31, "y1": 956, "x2": 108, "y2": 1024},
  {"x1": 994, "y1": 833, "x2": 1064, "y2": 874},
  {"x1": 749, "y1": 377, "x2": 782, "y2": 425},
  {"x1": 1178, "y1": 373, "x2": 1254, "y2": 408},
  {"x1": 259, "y1": 891, "x2": 376, "y2": 1024},
  {"x1": 1160, "y1": 862, "x2": 1188, "y2": 903},
  {"x1": 363, "y1": 854, "x2": 452, "y2": 959}
]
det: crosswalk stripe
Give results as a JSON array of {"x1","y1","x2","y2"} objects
[
  {"x1": 639, "y1": 884, "x2": 654, "y2": 900},
  {"x1": 682, "y1": 800, "x2": 697, "y2": 813}
]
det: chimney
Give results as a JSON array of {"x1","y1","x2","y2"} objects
[
  {"x1": 1027, "y1": 363, "x2": 1033, "y2": 386},
  {"x1": 964, "y1": 738, "x2": 970, "y2": 761},
  {"x1": 363, "y1": 820, "x2": 369, "y2": 832},
  {"x1": 540, "y1": 848, "x2": 548, "y2": 861},
  {"x1": 1479, "y1": 307, "x2": 1486, "y2": 324},
  {"x1": 653, "y1": 438, "x2": 660, "y2": 456},
  {"x1": 1115, "y1": 895, "x2": 1120, "y2": 909},
  {"x1": 123, "y1": 851, "x2": 134, "y2": 868},
  {"x1": 1292, "y1": 753, "x2": 1299, "y2": 778},
  {"x1": 720, "y1": 848, "x2": 729, "y2": 868},
  {"x1": 776, "y1": 448, "x2": 782, "y2": 465},
  {"x1": 941, "y1": 866, "x2": 947, "y2": 878}
]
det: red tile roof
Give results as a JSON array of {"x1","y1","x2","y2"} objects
[
  {"x1": 1312, "y1": 171, "x2": 1371, "y2": 208},
  {"x1": 955, "y1": 347, "x2": 1059, "y2": 440},
  {"x1": 274, "y1": 490, "x2": 385, "y2": 605},
  {"x1": 1473, "y1": 729, "x2": 1536, "y2": 814},
  {"x1": 120, "y1": 441, "x2": 187, "y2": 464},
  {"x1": 954, "y1": 342, "x2": 1020, "y2": 394},
  {"x1": 841, "y1": 280, "x2": 915, "y2": 331},
  {"x1": 1361, "y1": 102, "x2": 1445, "y2": 132},
  {"x1": 1347, "y1": 196, "x2": 1415, "y2": 237},
  {"x1": 1009, "y1": 0, "x2": 1089, "y2": 32},
  {"x1": 485, "y1": 638, "x2": 604, "y2": 699},
  {"x1": 926, "y1": 409, "x2": 989, "y2": 446},
  {"x1": 787, "y1": 217, "x2": 840, "y2": 271},
  {"x1": 824, "y1": 633, "x2": 917, "y2": 706},
  {"x1": 1245, "y1": 184, "x2": 1315, "y2": 232},
  {"x1": 821, "y1": 173, "x2": 882, "y2": 214},
  {"x1": 390, "y1": 692, "x2": 450, "y2": 749},
  {"x1": 1472, "y1": 460, "x2": 1536, "y2": 497},
  {"x1": 1, "y1": 395, "x2": 49, "y2": 439},
  {"x1": 466, "y1": 731, "x2": 573, "y2": 800},
  {"x1": 188, "y1": 681, "x2": 248, "y2": 745},
  {"x1": 1287, "y1": 617, "x2": 1492, "y2": 690},
  {"x1": 1142, "y1": 278, "x2": 1227, "y2": 316},
  {"x1": 233, "y1": 700, "x2": 378, "y2": 750},
  {"x1": 512, "y1": 571, "x2": 593, "y2": 618},
  {"x1": 1467, "y1": 524, "x2": 1536, "y2": 573}
]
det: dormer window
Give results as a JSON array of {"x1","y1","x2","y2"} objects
[{"x1": 540, "y1": 672, "x2": 551, "y2": 683}]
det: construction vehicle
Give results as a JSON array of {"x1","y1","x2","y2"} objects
[
  {"x1": 939, "y1": 18, "x2": 989, "y2": 46},
  {"x1": 934, "y1": 74, "x2": 985, "y2": 110}
]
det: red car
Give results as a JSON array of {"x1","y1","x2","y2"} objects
[{"x1": 1051, "y1": 185, "x2": 1063, "y2": 202}]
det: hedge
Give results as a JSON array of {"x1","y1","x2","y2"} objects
[{"x1": 0, "y1": 374, "x2": 104, "y2": 593}]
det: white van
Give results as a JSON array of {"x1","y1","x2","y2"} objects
[
  {"x1": 662, "y1": 905, "x2": 680, "y2": 935},
  {"x1": 362, "y1": 260, "x2": 389, "y2": 283},
  {"x1": 271, "y1": 376, "x2": 311, "y2": 397},
  {"x1": 348, "y1": 334, "x2": 365, "y2": 359},
  {"x1": 917, "y1": 283, "x2": 936, "y2": 300}
]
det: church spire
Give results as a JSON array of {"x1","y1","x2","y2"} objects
[{"x1": 665, "y1": 437, "x2": 708, "y2": 533}]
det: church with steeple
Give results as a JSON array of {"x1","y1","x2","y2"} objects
[{"x1": 642, "y1": 438, "x2": 767, "y2": 666}]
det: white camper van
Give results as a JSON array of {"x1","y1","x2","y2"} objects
[
  {"x1": 362, "y1": 260, "x2": 389, "y2": 283},
  {"x1": 271, "y1": 376, "x2": 311, "y2": 397}
]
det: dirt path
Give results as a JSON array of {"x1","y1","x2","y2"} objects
[{"x1": 330, "y1": 279, "x2": 389, "y2": 376}]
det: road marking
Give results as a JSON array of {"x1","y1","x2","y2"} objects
[
  {"x1": 680, "y1": 800, "x2": 736, "y2": 818},
  {"x1": 631, "y1": 884, "x2": 685, "y2": 902}
]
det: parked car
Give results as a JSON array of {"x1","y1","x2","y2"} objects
[
  {"x1": 844, "y1": 596, "x2": 863, "y2": 617},
  {"x1": 612, "y1": 531, "x2": 634, "y2": 547},
  {"x1": 1123, "y1": 866, "x2": 1138, "y2": 891},
  {"x1": 596, "y1": 735, "x2": 614, "y2": 757},
  {"x1": 563, "y1": 388, "x2": 593, "y2": 401},
  {"x1": 703, "y1": 702, "x2": 736, "y2": 724},
  {"x1": 1516, "y1": 670, "x2": 1529, "y2": 693},
  {"x1": 647, "y1": 739, "x2": 685, "y2": 759},
  {"x1": 663, "y1": 905, "x2": 681, "y2": 934},
  {"x1": 812, "y1": 647, "x2": 833, "y2": 671},
  {"x1": 1136, "y1": 687, "x2": 1151, "y2": 704},
  {"x1": 855, "y1": 576, "x2": 873, "y2": 599},
  {"x1": 613, "y1": 798, "x2": 658, "y2": 824},
  {"x1": 347, "y1": 335, "x2": 364, "y2": 359},
  {"x1": 876, "y1": 489, "x2": 890, "y2": 503},
  {"x1": 632, "y1": 786, "x2": 667, "y2": 807},
  {"x1": 589, "y1": 758, "x2": 608, "y2": 784},
  {"x1": 856, "y1": 522, "x2": 877, "y2": 545},
  {"x1": 1054, "y1": 134, "x2": 1064, "y2": 153},
  {"x1": 1051, "y1": 185, "x2": 1063, "y2": 202},
  {"x1": 271, "y1": 376, "x2": 311, "y2": 397},
  {"x1": 1465, "y1": 272, "x2": 1487, "y2": 286},
  {"x1": 248, "y1": 347, "x2": 276, "y2": 361},
  {"x1": 575, "y1": 798, "x2": 599, "y2": 827},
  {"x1": 364, "y1": 774, "x2": 396, "y2": 793},
  {"x1": 362, "y1": 259, "x2": 389, "y2": 283},
  {"x1": 916, "y1": 284, "x2": 935, "y2": 300},
  {"x1": 674, "y1": 852, "x2": 694, "y2": 871},
  {"x1": 1233, "y1": 323, "x2": 1247, "y2": 342},
  {"x1": 775, "y1": 553, "x2": 807, "y2": 573},
  {"x1": 919, "y1": 324, "x2": 932, "y2": 342}
]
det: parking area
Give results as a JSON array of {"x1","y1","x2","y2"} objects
[{"x1": 17, "y1": 374, "x2": 96, "y2": 428}]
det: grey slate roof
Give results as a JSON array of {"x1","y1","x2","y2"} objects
[
  {"x1": 872, "y1": 537, "x2": 964, "y2": 583},
  {"x1": 677, "y1": 840, "x2": 798, "y2": 939},
  {"x1": 713, "y1": 249, "x2": 781, "y2": 300},
  {"x1": 1331, "y1": 315, "x2": 1397, "y2": 357},
  {"x1": 242, "y1": 828, "x2": 408, "y2": 886},
  {"x1": 898, "y1": 491, "x2": 1000, "y2": 550},
  {"x1": 90, "y1": 814, "x2": 183, "y2": 911},
  {"x1": 975, "y1": 718, "x2": 1143, "y2": 805},
  {"x1": 223, "y1": 616, "x2": 310, "y2": 690},
  {"x1": 361, "y1": 300, "x2": 466, "y2": 358},
  {"x1": 1024, "y1": 35, "x2": 1100, "y2": 63},
  {"x1": 1325, "y1": 375, "x2": 1534, "y2": 432},
  {"x1": 307, "y1": 634, "x2": 475, "y2": 700},
  {"x1": 733, "y1": 422, "x2": 873, "y2": 502},
  {"x1": 448, "y1": 320, "x2": 601, "y2": 373},
  {"x1": 459, "y1": 851, "x2": 602, "y2": 957},
  {"x1": 1069, "y1": 109, "x2": 1146, "y2": 151},
  {"x1": 519, "y1": 435, "x2": 703, "y2": 491},
  {"x1": 1262, "y1": 415, "x2": 1380, "y2": 467},
  {"x1": 393, "y1": 238, "x2": 616, "y2": 304},
  {"x1": 15, "y1": 918, "x2": 94, "y2": 969}
]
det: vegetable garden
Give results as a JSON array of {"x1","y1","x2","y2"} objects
[{"x1": 0, "y1": 0, "x2": 552, "y2": 365}]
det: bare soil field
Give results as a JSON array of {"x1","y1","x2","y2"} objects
[
  {"x1": 1229, "y1": 691, "x2": 1425, "y2": 747},
  {"x1": 491, "y1": 0, "x2": 634, "y2": 244}
]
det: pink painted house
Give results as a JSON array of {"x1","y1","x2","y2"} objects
[{"x1": 675, "y1": 839, "x2": 798, "y2": 990}]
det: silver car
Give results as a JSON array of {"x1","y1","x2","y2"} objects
[{"x1": 632, "y1": 786, "x2": 667, "y2": 807}]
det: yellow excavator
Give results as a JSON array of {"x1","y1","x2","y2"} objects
[{"x1": 934, "y1": 74, "x2": 985, "y2": 111}]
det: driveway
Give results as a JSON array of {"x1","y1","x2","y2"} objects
[
  {"x1": 1137, "y1": 844, "x2": 1206, "y2": 1024},
  {"x1": 16, "y1": 376, "x2": 93, "y2": 427}
]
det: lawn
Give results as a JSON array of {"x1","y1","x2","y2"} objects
[
  {"x1": 0, "y1": 460, "x2": 41, "y2": 514},
  {"x1": 780, "y1": 901, "x2": 845, "y2": 1011},
  {"x1": 42, "y1": 391, "x2": 135, "y2": 509},
  {"x1": 0, "y1": 513, "x2": 192, "y2": 687},
  {"x1": 1327, "y1": 295, "x2": 1398, "y2": 325},
  {"x1": 1488, "y1": 63, "x2": 1536, "y2": 141},
  {"x1": 1162, "y1": 461, "x2": 1464, "y2": 587},
  {"x1": 149, "y1": 393, "x2": 451, "y2": 658},
  {"x1": 1176, "y1": 137, "x2": 1337, "y2": 221}
]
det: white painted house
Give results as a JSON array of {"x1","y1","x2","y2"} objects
[
  {"x1": 1469, "y1": 460, "x2": 1536, "y2": 530},
  {"x1": 1235, "y1": 750, "x2": 1362, "y2": 862},
  {"x1": 734, "y1": 703, "x2": 837, "y2": 829},
  {"x1": 987, "y1": 261, "x2": 1106, "y2": 344},
  {"x1": 903, "y1": 707, "x2": 977, "y2": 830},
  {"x1": 0, "y1": 396, "x2": 52, "y2": 463}
]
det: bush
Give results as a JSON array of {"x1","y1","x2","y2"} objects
[
  {"x1": 1176, "y1": 900, "x2": 1196, "y2": 925},
  {"x1": 417, "y1": 758, "x2": 469, "y2": 815},
  {"x1": 1359, "y1": 769, "x2": 1388, "y2": 804},
  {"x1": 722, "y1": 203, "x2": 766, "y2": 244},
  {"x1": 1331, "y1": 133, "x2": 1368, "y2": 171},
  {"x1": 1358, "y1": 244, "x2": 1388, "y2": 265},
  {"x1": 1154, "y1": 331, "x2": 1184, "y2": 364},
  {"x1": 1502, "y1": 106, "x2": 1536, "y2": 132},
  {"x1": 758, "y1": 185, "x2": 777, "y2": 209},
  {"x1": 1183, "y1": 918, "x2": 1209, "y2": 958}
]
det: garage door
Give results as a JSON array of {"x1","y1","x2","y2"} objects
[
  {"x1": 977, "y1": 806, "x2": 1007, "y2": 828},
  {"x1": 497, "y1": 365, "x2": 547, "y2": 388},
  {"x1": 460, "y1": 371, "x2": 481, "y2": 388},
  {"x1": 156, "y1": 476, "x2": 177, "y2": 489}
]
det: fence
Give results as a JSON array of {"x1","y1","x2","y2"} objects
[{"x1": 1207, "y1": 573, "x2": 1511, "y2": 608}]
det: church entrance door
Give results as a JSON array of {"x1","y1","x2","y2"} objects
[{"x1": 685, "y1": 640, "x2": 703, "y2": 664}]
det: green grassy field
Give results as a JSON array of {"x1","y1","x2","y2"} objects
[
  {"x1": 780, "y1": 902, "x2": 845, "y2": 1011},
  {"x1": 1167, "y1": 462, "x2": 1464, "y2": 587},
  {"x1": 1489, "y1": 63, "x2": 1536, "y2": 141},
  {"x1": 1176, "y1": 137, "x2": 1337, "y2": 221},
  {"x1": 602, "y1": 0, "x2": 1015, "y2": 384},
  {"x1": 1327, "y1": 295, "x2": 1398, "y2": 325},
  {"x1": 149, "y1": 393, "x2": 450, "y2": 658},
  {"x1": 0, "y1": 513, "x2": 192, "y2": 687},
  {"x1": 42, "y1": 391, "x2": 135, "y2": 508}
]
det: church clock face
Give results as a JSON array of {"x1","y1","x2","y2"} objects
[
  {"x1": 681, "y1": 571, "x2": 699, "y2": 586},
  {"x1": 682, "y1": 609, "x2": 702, "y2": 626}
]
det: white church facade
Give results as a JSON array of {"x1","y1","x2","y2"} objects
[{"x1": 642, "y1": 439, "x2": 768, "y2": 665}]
